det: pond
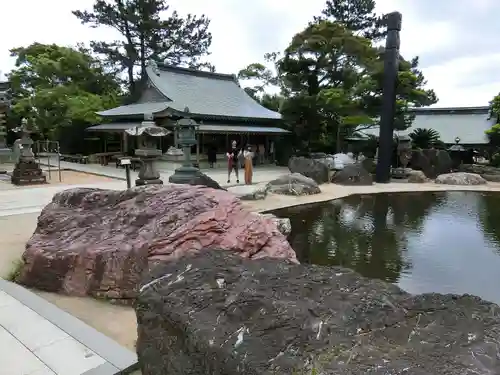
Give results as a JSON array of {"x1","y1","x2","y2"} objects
[{"x1": 271, "y1": 191, "x2": 500, "y2": 305}]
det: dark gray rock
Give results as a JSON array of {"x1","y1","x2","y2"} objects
[
  {"x1": 331, "y1": 163, "x2": 373, "y2": 185},
  {"x1": 410, "y1": 149, "x2": 433, "y2": 177},
  {"x1": 410, "y1": 149, "x2": 453, "y2": 178},
  {"x1": 267, "y1": 173, "x2": 321, "y2": 195},
  {"x1": 481, "y1": 174, "x2": 500, "y2": 182},
  {"x1": 136, "y1": 251, "x2": 500, "y2": 375},
  {"x1": 188, "y1": 172, "x2": 225, "y2": 190},
  {"x1": 288, "y1": 156, "x2": 329, "y2": 184},
  {"x1": 435, "y1": 172, "x2": 487, "y2": 185},
  {"x1": 407, "y1": 169, "x2": 428, "y2": 183},
  {"x1": 309, "y1": 152, "x2": 328, "y2": 159},
  {"x1": 460, "y1": 164, "x2": 500, "y2": 176},
  {"x1": 435, "y1": 150, "x2": 453, "y2": 175}
]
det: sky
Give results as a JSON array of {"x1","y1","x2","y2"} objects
[{"x1": 0, "y1": 0, "x2": 498, "y2": 107}]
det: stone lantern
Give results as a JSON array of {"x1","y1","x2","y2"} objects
[
  {"x1": 0, "y1": 81, "x2": 12, "y2": 171},
  {"x1": 134, "y1": 113, "x2": 163, "y2": 186},
  {"x1": 168, "y1": 107, "x2": 200, "y2": 184},
  {"x1": 397, "y1": 135, "x2": 412, "y2": 168},
  {"x1": 11, "y1": 118, "x2": 46, "y2": 185},
  {"x1": 392, "y1": 134, "x2": 412, "y2": 179}
]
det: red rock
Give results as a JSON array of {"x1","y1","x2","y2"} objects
[{"x1": 18, "y1": 185, "x2": 297, "y2": 300}]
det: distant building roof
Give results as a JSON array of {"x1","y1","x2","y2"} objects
[
  {"x1": 98, "y1": 62, "x2": 282, "y2": 121},
  {"x1": 357, "y1": 106, "x2": 495, "y2": 144},
  {"x1": 410, "y1": 106, "x2": 490, "y2": 115}
]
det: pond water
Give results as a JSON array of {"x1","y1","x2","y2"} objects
[{"x1": 271, "y1": 191, "x2": 500, "y2": 305}]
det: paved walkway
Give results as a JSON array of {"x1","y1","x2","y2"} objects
[
  {"x1": 37, "y1": 158, "x2": 288, "y2": 184},
  {"x1": 0, "y1": 161, "x2": 288, "y2": 217},
  {"x1": 0, "y1": 279, "x2": 137, "y2": 375}
]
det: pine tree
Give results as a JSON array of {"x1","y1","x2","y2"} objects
[{"x1": 73, "y1": 0, "x2": 213, "y2": 96}]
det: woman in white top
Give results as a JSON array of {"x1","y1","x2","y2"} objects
[{"x1": 243, "y1": 145, "x2": 254, "y2": 185}]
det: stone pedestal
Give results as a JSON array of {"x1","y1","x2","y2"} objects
[
  {"x1": 168, "y1": 146, "x2": 200, "y2": 184},
  {"x1": 11, "y1": 129, "x2": 46, "y2": 185},
  {"x1": 135, "y1": 148, "x2": 163, "y2": 186},
  {"x1": 11, "y1": 160, "x2": 46, "y2": 185}
]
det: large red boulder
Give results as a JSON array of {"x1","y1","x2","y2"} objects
[{"x1": 17, "y1": 185, "x2": 297, "y2": 301}]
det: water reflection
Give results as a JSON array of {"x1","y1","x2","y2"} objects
[{"x1": 272, "y1": 191, "x2": 500, "y2": 304}]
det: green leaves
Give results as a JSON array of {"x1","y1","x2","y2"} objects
[
  {"x1": 73, "y1": 0, "x2": 213, "y2": 95},
  {"x1": 409, "y1": 128, "x2": 442, "y2": 149},
  {"x1": 8, "y1": 43, "x2": 121, "y2": 139}
]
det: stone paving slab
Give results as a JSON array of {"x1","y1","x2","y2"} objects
[{"x1": 0, "y1": 279, "x2": 138, "y2": 375}]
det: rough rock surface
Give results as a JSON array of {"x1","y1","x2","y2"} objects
[
  {"x1": 410, "y1": 149, "x2": 453, "y2": 178},
  {"x1": 227, "y1": 183, "x2": 269, "y2": 200},
  {"x1": 407, "y1": 169, "x2": 429, "y2": 183},
  {"x1": 288, "y1": 156, "x2": 329, "y2": 183},
  {"x1": 331, "y1": 163, "x2": 373, "y2": 185},
  {"x1": 435, "y1": 172, "x2": 487, "y2": 185},
  {"x1": 331, "y1": 153, "x2": 355, "y2": 170},
  {"x1": 187, "y1": 172, "x2": 224, "y2": 190},
  {"x1": 459, "y1": 164, "x2": 500, "y2": 175},
  {"x1": 459, "y1": 164, "x2": 500, "y2": 182},
  {"x1": 482, "y1": 174, "x2": 500, "y2": 182},
  {"x1": 435, "y1": 149, "x2": 453, "y2": 175},
  {"x1": 136, "y1": 251, "x2": 500, "y2": 375},
  {"x1": 257, "y1": 213, "x2": 292, "y2": 237},
  {"x1": 267, "y1": 173, "x2": 321, "y2": 195},
  {"x1": 17, "y1": 185, "x2": 296, "y2": 300}
]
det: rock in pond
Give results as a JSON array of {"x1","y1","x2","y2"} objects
[
  {"x1": 288, "y1": 156, "x2": 329, "y2": 183},
  {"x1": 136, "y1": 251, "x2": 500, "y2": 375},
  {"x1": 227, "y1": 183, "x2": 269, "y2": 200},
  {"x1": 17, "y1": 185, "x2": 296, "y2": 300},
  {"x1": 331, "y1": 163, "x2": 372, "y2": 185},
  {"x1": 267, "y1": 173, "x2": 321, "y2": 195},
  {"x1": 407, "y1": 169, "x2": 429, "y2": 183},
  {"x1": 435, "y1": 172, "x2": 487, "y2": 185}
]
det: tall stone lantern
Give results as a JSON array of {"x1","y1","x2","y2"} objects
[
  {"x1": 397, "y1": 135, "x2": 412, "y2": 168},
  {"x1": 168, "y1": 107, "x2": 200, "y2": 184},
  {"x1": 11, "y1": 118, "x2": 47, "y2": 185},
  {"x1": 0, "y1": 81, "x2": 12, "y2": 171},
  {"x1": 134, "y1": 113, "x2": 163, "y2": 186}
]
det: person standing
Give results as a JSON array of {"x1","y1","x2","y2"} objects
[
  {"x1": 226, "y1": 140, "x2": 241, "y2": 183},
  {"x1": 207, "y1": 144, "x2": 216, "y2": 168},
  {"x1": 243, "y1": 145, "x2": 254, "y2": 184}
]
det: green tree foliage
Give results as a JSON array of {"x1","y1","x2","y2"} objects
[
  {"x1": 355, "y1": 55, "x2": 438, "y2": 132},
  {"x1": 238, "y1": 1, "x2": 438, "y2": 153},
  {"x1": 278, "y1": 20, "x2": 376, "y2": 151},
  {"x1": 73, "y1": 0, "x2": 213, "y2": 96},
  {"x1": 408, "y1": 128, "x2": 442, "y2": 149},
  {"x1": 486, "y1": 93, "x2": 500, "y2": 145},
  {"x1": 8, "y1": 43, "x2": 121, "y2": 140},
  {"x1": 316, "y1": 0, "x2": 385, "y2": 40}
]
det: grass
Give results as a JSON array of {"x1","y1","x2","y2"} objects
[{"x1": 5, "y1": 258, "x2": 23, "y2": 282}]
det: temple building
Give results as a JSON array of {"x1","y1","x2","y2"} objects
[
  {"x1": 358, "y1": 106, "x2": 494, "y2": 148},
  {"x1": 87, "y1": 60, "x2": 288, "y2": 165}
]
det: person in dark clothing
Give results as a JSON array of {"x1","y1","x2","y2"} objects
[
  {"x1": 207, "y1": 144, "x2": 217, "y2": 168},
  {"x1": 226, "y1": 140, "x2": 241, "y2": 183}
]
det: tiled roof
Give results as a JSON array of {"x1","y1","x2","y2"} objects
[
  {"x1": 97, "y1": 102, "x2": 170, "y2": 117},
  {"x1": 357, "y1": 109, "x2": 495, "y2": 144},
  {"x1": 144, "y1": 62, "x2": 282, "y2": 120}
]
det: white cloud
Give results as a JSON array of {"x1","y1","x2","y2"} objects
[{"x1": 1, "y1": 0, "x2": 499, "y2": 107}]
